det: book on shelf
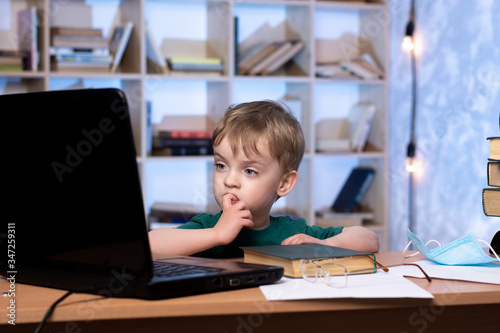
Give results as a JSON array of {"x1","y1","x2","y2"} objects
[
  {"x1": 152, "y1": 128, "x2": 213, "y2": 156},
  {"x1": 238, "y1": 42, "x2": 281, "y2": 75},
  {"x1": 247, "y1": 41, "x2": 293, "y2": 76},
  {"x1": 158, "y1": 130, "x2": 213, "y2": 139},
  {"x1": 166, "y1": 57, "x2": 223, "y2": 72},
  {"x1": 241, "y1": 244, "x2": 377, "y2": 278},
  {"x1": 340, "y1": 54, "x2": 384, "y2": 81},
  {"x1": 0, "y1": 51, "x2": 27, "y2": 71},
  {"x1": 260, "y1": 40, "x2": 304, "y2": 76},
  {"x1": 50, "y1": 26, "x2": 103, "y2": 37},
  {"x1": 348, "y1": 102, "x2": 376, "y2": 152},
  {"x1": 315, "y1": 63, "x2": 358, "y2": 80},
  {"x1": 316, "y1": 207, "x2": 374, "y2": 228},
  {"x1": 51, "y1": 35, "x2": 109, "y2": 48},
  {"x1": 145, "y1": 24, "x2": 168, "y2": 74},
  {"x1": 109, "y1": 21, "x2": 134, "y2": 73},
  {"x1": 149, "y1": 202, "x2": 206, "y2": 223},
  {"x1": 332, "y1": 167, "x2": 375, "y2": 213},
  {"x1": 18, "y1": 7, "x2": 39, "y2": 71},
  {"x1": 315, "y1": 118, "x2": 351, "y2": 152},
  {"x1": 487, "y1": 160, "x2": 500, "y2": 187},
  {"x1": 482, "y1": 188, "x2": 500, "y2": 217}
]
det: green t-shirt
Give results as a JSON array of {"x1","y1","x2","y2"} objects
[{"x1": 177, "y1": 212, "x2": 344, "y2": 258}]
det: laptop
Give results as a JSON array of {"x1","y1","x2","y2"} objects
[{"x1": 0, "y1": 88, "x2": 283, "y2": 299}]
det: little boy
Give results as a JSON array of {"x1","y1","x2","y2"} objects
[{"x1": 149, "y1": 100, "x2": 379, "y2": 257}]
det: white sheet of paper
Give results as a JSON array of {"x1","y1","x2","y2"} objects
[
  {"x1": 389, "y1": 260, "x2": 500, "y2": 285},
  {"x1": 259, "y1": 271, "x2": 433, "y2": 301}
]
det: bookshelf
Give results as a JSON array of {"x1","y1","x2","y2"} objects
[{"x1": 0, "y1": 0, "x2": 390, "y2": 250}]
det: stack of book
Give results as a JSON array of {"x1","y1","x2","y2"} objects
[
  {"x1": 316, "y1": 53, "x2": 385, "y2": 81},
  {"x1": 238, "y1": 40, "x2": 304, "y2": 76},
  {"x1": 482, "y1": 137, "x2": 500, "y2": 216},
  {"x1": 166, "y1": 57, "x2": 223, "y2": 76},
  {"x1": 482, "y1": 133, "x2": 500, "y2": 254},
  {"x1": 152, "y1": 129, "x2": 213, "y2": 156},
  {"x1": 50, "y1": 22, "x2": 134, "y2": 73},
  {"x1": 50, "y1": 26, "x2": 112, "y2": 72},
  {"x1": 0, "y1": 51, "x2": 27, "y2": 71}
]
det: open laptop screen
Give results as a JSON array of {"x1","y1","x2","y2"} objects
[{"x1": 2, "y1": 88, "x2": 153, "y2": 282}]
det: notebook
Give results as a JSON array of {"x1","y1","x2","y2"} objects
[{"x1": 0, "y1": 88, "x2": 283, "y2": 299}]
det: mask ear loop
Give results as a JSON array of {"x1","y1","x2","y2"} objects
[
  {"x1": 477, "y1": 239, "x2": 500, "y2": 262},
  {"x1": 403, "y1": 240, "x2": 442, "y2": 258}
]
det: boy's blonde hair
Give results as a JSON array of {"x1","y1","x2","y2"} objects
[{"x1": 213, "y1": 100, "x2": 305, "y2": 172}]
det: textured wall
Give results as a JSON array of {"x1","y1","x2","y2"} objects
[{"x1": 389, "y1": 0, "x2": 500, "y2": 250}]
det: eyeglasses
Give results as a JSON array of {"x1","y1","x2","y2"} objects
[
  {"x1": 299, "y1": 255, "x2": 432, "y2": 288},
  {"x1": 299, "y1": 254, "x2": 389, "y2": 288}
]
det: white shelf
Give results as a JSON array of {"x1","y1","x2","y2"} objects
[{"x1": 0, "y1": 0, "x2": 390, "y2": 250}]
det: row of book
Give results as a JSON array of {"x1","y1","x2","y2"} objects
[
  {"x1": 152, "y1": 129, "x2": 213, "y2": 157},
  {"x1": 316, "y1": 53, "x2": 385, "y2": 81},
  {"x1": 237, "y1": 40, "x2": 304, "y2": 76},
  {"x1": 50, "y1": 23, "x2": 133, "y2": 73}
]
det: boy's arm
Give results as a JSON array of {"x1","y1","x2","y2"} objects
[
  {"x1": 281, "y1": 226, "x2": 380, "y2": 253},
  {"x1": 149, "y1": 195, "x2": 254, "y2": 255}
]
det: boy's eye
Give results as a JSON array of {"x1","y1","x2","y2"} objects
[
  {"x1": 215, "y1": 163, "x2": 226, "y2": 170},
  {"x1": 244, "y1": 169, "x2": 257, "y2": 176}
]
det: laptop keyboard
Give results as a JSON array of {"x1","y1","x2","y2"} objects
[{"x1": 153, "y1": 261, "x2": 221, "y2": 277}]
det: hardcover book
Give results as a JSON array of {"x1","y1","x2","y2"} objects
[
  {"x1": 482, "y1": 187, "x2": 500, "y2": 217},
  {"x1": 109, "y1": 21, "x2": 134, "y2": 73},
  {"x1": 487, "y1": 137, "x2": 500, "y2": 160},
  {"x1": 241, "y1": 244, "x2": 376, "y2": 278},
  {"x1": 487, "y1": 161, "x2": 500, "y2": 187}
]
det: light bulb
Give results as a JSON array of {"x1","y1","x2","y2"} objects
[{"x1": 402, "y1": 36, "x2": 414, "y2": 52}]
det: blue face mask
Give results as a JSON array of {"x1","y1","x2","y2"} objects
[{"x1": 403, "y1": 229, "x2": 500, "y2": 266}]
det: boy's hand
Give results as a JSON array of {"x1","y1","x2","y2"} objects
[
  {"x1": 281, "y1": 233, "x2": 323, "y2": 245},
  {"x1": 214, "y1": 194, "x2": 254, "y2": 245}
]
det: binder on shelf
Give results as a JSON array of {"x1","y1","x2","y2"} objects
[{"x1": 332, "y1": 167, "x2": 375, "y2": 213}]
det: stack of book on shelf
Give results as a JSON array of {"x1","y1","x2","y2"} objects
[
  {"x1": 151, "y1": 115, "x2": 214, "y2": 156},
  {"x1": 152, "y1": 129, "x2": 213, "y2": 156},
  {"x1": 316, "y1": 53, "x2": 384, "y2": 81},
  {"x1": 241, "y1": 244, "x2": 377, "y2": 278},
  {"x1": 238, "y1": 40, "x2": 304, "y2": 76},
  {"x1": 166, "y1": 57, "x2": 223, "y2": 76},
  {"x1": 0, "y1": 51, "x2": 27, "y2": 71},
  {"x1": 148, "y1": 202, "x2": 206, "y2": 227},
  {"x1": 50, "y1": 22, "x2": 133, "y2": 73},
  {"x1": 316, "y1": 167, "x2": 375, "y2": 227},
  {"x1": 50, "y1": 26, "x2": 111, "y2": 72},
  {"x1": 315, "y1": 102, "x2": 376, "y2": 153}
]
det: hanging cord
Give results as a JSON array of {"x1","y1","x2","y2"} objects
[
  {"x1": 34, "y1": 285, "x2": 110, "y2": 333},
  {"x1": 34, "y1": 290, "x2": 74, "y2": 333},
  {"x1": 406, "y1": 0, "x2": 418, "y2": 238}
]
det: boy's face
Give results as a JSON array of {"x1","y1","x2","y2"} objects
[{"x1": 213, "y1": 137, "x2": 285, "y2": 227}]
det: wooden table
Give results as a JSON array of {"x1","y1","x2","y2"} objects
[{"x1": 2, "y1": 251, "x2": 499, "y2": 333}]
